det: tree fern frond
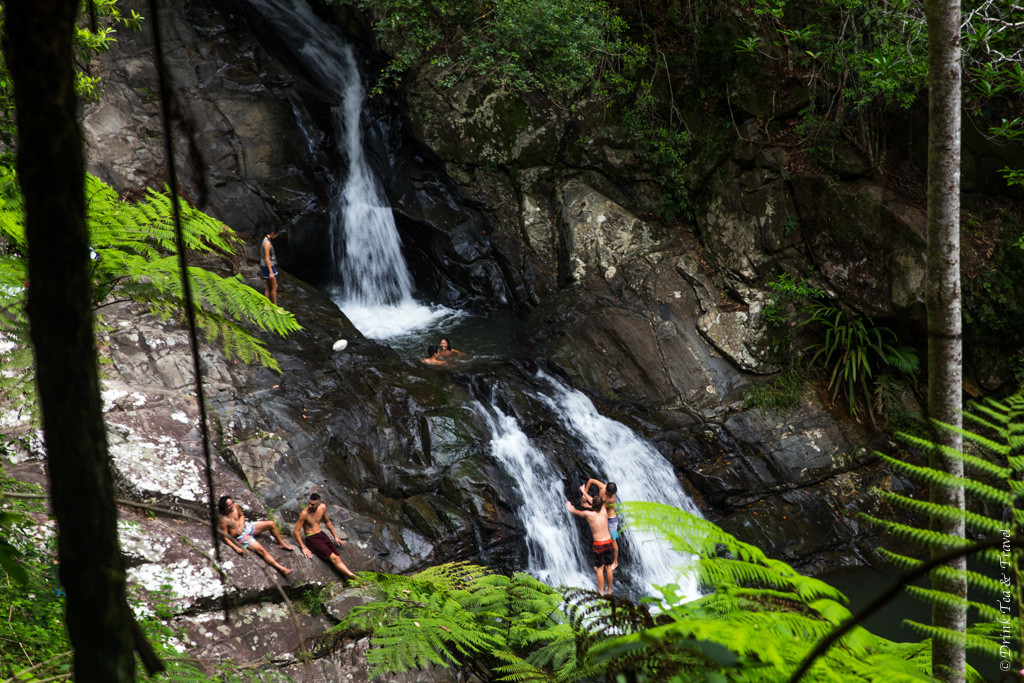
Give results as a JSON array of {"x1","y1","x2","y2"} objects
[
  {"x1": 877, "y1": 454, "x2": 1013, "y2": 505},
  {"x1": 902, "y1": 620, "x2": 1013, "y2": 662},
  {"x1": 862, "y1": 513, "x2": 973, "y2": 552},
  {"x1": 903, "y1": 420, "x2": 1011, "y2": 460},
  {"x1": 904, "y1": 584, "x2": 973, "y2": 614},
  {"x1": 873, "y1": 489, "x2": 1005, "y2": 536}
]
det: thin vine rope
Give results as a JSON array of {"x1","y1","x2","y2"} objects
[{"x1": 145, "y1": 0, "x2": 226, "y2": 618}]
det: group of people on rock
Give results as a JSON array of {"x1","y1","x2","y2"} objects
[
  {"x1": 217, "y1": 491, "x2": 357, "y2": 580},
  {"x1": 220, "y1": 477, "x2": 623, "y2": 596},
  {"x1": 258, "y1": 229, "x2": 624, "y2": 595},
  {"x1": 566, "y1": 477, "x2": 620, "y2": 595}
]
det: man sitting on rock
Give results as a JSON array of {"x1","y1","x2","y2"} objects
[
  {"x1": 293, "y1": 492, "x2": 357, "y2": 579},
  {"x1": 218, "y1": 495, "x2": 293, "y2": 575}
]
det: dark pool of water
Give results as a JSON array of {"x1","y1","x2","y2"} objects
[
  {"x1": 822, "y1": 564, "x2": 1011, "y2": 682},
  {"x1": 380, "y1": 307, "x2": 528, "y2": 363}
]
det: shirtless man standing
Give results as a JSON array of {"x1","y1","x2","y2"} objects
[
  {"x1": 581, "y1": 479, "x2": 619, "y2": 569},
  {"x1": 217, "y1": 495, "x2": 293, "y2": 575},
  {"x1": 566, "y1": 497, "x2": 614, "y2": 595},
  {"x1": 293, "y1": 493, "x2": 357, "y2": 579}
]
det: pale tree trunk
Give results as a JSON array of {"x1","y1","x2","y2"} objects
[
  {"x1": 924, "y1": 0, "x2": 965, "y2": 679},
  {"x1": 2, "y1": 0, "x2": 137, "y2": 680}
]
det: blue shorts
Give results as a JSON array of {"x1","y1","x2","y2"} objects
[
  {"x1": 236, "y1": 520, "x2": 256, "y2": 548},
  {"x1": 608, "y1": 516, "x2": 620, "y2": 540},
  {"x1": 260, "y1": 264, "x2": 279, "y2": 279}
]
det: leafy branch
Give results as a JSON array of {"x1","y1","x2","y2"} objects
[{"x1": 0, "y1": 170, "x2": 301, "y2": 420}]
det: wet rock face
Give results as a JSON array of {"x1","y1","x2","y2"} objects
[
  {"x1": 83, "y1": 0, "x2": 513, "y2": 305},
  {"x1": 83, "y1": 0, "x2": 329, "y2": 247},
  {"x1": 0, "y1": 269, "x2": 525, "y2": 676},
  {"x1": 62, "y1": 0, "x2": 982, "y2": 672}
]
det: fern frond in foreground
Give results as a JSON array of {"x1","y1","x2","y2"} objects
[
  {"x1": 332, "y1": 562, "x2": 572, "y2": 680},
  {"x1": 867, "y1": 388, "x2": 1024, "y2": 675},
  {"x1": 0, "y1": 168, "x2": 301, "y2": 407},
  {"x1": 329, "y1": 506, "x2": 935, "y2": 681}
]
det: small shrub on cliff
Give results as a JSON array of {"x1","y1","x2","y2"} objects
[
  {"x1": 763, "y1": 271, "x2": 824, "y2": 329},
  {"x1": 743, "y1": 365, "x2": 806, "y2": 415},
  {"x1": 801, "y1": 301, "x2": 919, "y2": 422}
]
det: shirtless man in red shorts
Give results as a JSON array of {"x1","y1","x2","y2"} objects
[
  {"x1": 565, "y1": 497, "x2": 614, "y2": 595},
  {"x1": 293, "y1": 493, "x2": 357, "y2": 579}
]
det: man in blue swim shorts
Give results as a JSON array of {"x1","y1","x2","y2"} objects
[{"x1": 218, "y1": 495, "x2": 293, "y2": 576}]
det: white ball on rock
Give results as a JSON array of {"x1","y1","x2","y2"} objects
[{"x1": 332, "y1": 339, "x2": 348, "y2": 352}]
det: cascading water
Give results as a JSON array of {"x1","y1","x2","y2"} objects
[
  {"x1": 245, "y1": 0, "x2": 702, "y2": 598},
  {"x1": 477, "y1": 373, "x2": 701, "y2": 599},
  {"x1": 474, "y1": 401, "x2": 594, "y2": 589},
  {"x1": 534, "y1": 372, "x2": 701, "y2": 599},
  {"x1": 244, "y1": 0, "x2": 450, "y2": 339}
]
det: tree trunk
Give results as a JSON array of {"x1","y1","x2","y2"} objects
[
  {"x1": 924, "y1": 0, "x2": 965, "y2": 678},
  {"x1": 2, "y1": 0, "x2": 136, "y2": 680}
]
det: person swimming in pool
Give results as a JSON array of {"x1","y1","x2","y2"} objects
[{"x1": 436, "y1": 337, "x2": 465, "y2": 359}]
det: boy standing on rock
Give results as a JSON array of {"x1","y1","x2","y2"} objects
[
  {"x1": 218, "y1": 495, "x2": 293, "y2": 575},
  {"x1": 293, "y1": 492, "x2": 357, "y2": 579},
  {"x1": 566, "y1": 497, "x2": 614, "y2": 595}
]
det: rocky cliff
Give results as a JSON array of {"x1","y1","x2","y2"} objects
[{"x1": 5, "y1": 0, "x2": 1022, "y2": 677}]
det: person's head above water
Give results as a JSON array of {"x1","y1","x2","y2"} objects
[
  {"x1": 439, "y1": 338, "x2": 451, "y2": 351},
  {"x1": 606, "y1": 482, "x2": 617, "y2": 497}
]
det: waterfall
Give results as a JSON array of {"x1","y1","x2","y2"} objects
[
  {"x1": 244, "y1": 0, "x2": 449, "y2": 339},
  {"x1": 474, "y1": 402, "x2": 594, "y2": 588},
  {"x1": 478, "y1": 373, "x2": 700, "y2": 599},
  {"x1": 534, "y1": 372, "x2": 701, "y2": 598}
]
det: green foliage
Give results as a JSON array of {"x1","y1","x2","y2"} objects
[
  {"x1": 801, "y1": 301, "x2": 919, "y2": 421},
  {"x1": 341, "y1": 0, "x2": 632, "y2": 103},
  {"x1": 963, "y1": 238, "x2": 1024, "y2": 338},
  {"x1": 0, "y1": 473, "x2": 69, "y2": 680},
  {"x1": 335, "y1": 505, "x2": 939, "y2": 681},
  {"x1": 333, "y1": 561, "x2": 575, "y2": 680},
  {"x1": 745, "y1": 0, "x2": 927, "y2": 103},
  {"x1": 0, "y1": 169, "x2": 301, "y2": 419},
  {"x1": 0, "y1": 1, "x2": 143, "y2": 164},
  {"x1": 763, "y1": 271, "x2": 824, "y2": 328},
  {"x1": 862, "y1": 389, "x2": 1024, "y2": 670},
  {"x1": 743, "y1": 365, "x2": 806, "y2": 415},
  {"x1": 1, "y1": 469, "x2": 292, "y2": 680}
]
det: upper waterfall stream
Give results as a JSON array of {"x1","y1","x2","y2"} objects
[{"x1": 245, "y1": 0, "x2": 449, "y2": 339}]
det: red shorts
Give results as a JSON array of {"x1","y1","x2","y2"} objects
[
  {"x1": 592, "y1": 539, "x2": 614, "y2": 568},
  {"x1": 305, "y1": 531, "x2": 338, "y2": 561}
]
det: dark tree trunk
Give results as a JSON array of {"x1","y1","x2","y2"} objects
[{"x1": 1, "y1": 0, "x2": 136, "y2": 680}]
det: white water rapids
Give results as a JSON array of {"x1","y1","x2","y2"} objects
[{"x1": 478, "y1": 372, "x2": 701, "y2": 599}]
